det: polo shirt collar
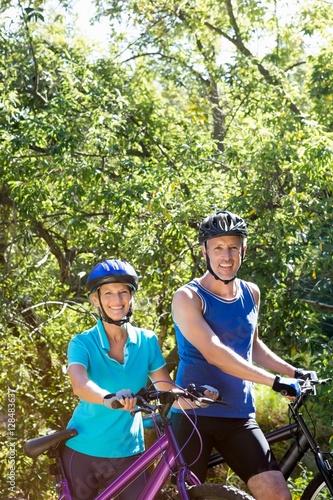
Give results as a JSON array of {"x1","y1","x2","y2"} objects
[
  {"x1": 126, "y1": 323, "x2": 137, "y2": 345},
  {"x1": 96, "y1": 318, "x2": 137, "y2": 351},
  {"x1": 96, "y1": 318, "x2": 110, "y2": 350}
]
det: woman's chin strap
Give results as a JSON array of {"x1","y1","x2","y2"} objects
[
  {"x1": 101, "y1": 314, "x2": 131, "y2": 326},
  {"x1": 97, "y1": 289, "x2": 133, "y2": 326}
]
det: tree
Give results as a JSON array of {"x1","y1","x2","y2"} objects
[{"x1": 1, "y1": 0, "x2": 333, "y2": 497}]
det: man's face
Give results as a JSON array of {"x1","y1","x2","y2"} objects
[{"x1": 203, "y1": 235, "x2": 246, "y2": 281}]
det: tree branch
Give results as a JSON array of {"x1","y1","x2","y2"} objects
[
  {"x1": 204, "y1": 0, "x2": 305, "y2": 120},
  {"x1": 302, "y1": 299, "x2": 333, "y2": 312},
  {"x1": 18, "y1": 0, "x2": 48, "y2": 105},
  {"x1": 33, "y1": 220, "x2": 74, "y2": 281}
]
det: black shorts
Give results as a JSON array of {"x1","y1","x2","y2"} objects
[
  {"x1": 170, "y1": 413, "x2": 280, "y2": 484},
  {"x1": 61, "y1": 445, "x2": 148, "y2": 500}
]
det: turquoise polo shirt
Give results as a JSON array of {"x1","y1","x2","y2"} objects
[{"x1": 65, "y1": 319, "x2": 166, "y2": 458}]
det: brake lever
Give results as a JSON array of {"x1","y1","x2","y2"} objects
[
  {"x1": 215, "y1": 398, "x2": 231, "y2": 407},
  {"x1": 130, "y1": 407, "x2": 154, "y2": 417},
  {"x1": 194, "y1": 396, "x2": 231, "y2": 408},
  {"x1": 317, "y1": 377, "x2": 332, "y2": 384},
  {"x1": 130, "y1": 396, "x2": 157, "y2": 417}
]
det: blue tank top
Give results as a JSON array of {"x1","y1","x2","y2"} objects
[{"x1": 173, "y1": 279, "x2": 258, "y2": 418}]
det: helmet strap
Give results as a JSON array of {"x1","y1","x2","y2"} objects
[
  {"x1": 206, "y1": 253, "x2": 237, "y2": 285},
  {"x1": 204, "y1": 241, "x2": 244, "y2": 285},
  {"x1": 97, "y1": 289, "x2": 133, "y2": 326}
]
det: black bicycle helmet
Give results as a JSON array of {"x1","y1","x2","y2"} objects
[
  {"x1": 87, "y1": 259, "x2": 139, "y2": 294},
  {"x1": 198, "y1": 210, "x2": 248, "y2": 244},
  {"x1": 199, "y1": 210, "x2": 248, "y2": 285}
]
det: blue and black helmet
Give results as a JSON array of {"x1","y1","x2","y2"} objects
[
  {"x1": 198, "y1": 210, "x2": 248, "y2": 244},
  {"x1": 86, "y1": 259, "x2": 139, "y2": 294}
]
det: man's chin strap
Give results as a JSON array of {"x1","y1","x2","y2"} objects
[
  {"x1": 206, "y1": 253, "x2": 237, "y2": 285},
  {"x1": 204, "y1": 241, "x2": 245, "y2": 285},
  {"x1": 97, "y1": 289, "x2": 133, "y2": 326}
]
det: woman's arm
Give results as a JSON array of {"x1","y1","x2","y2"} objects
[
  {"x1": 68, "y1": 364, "x2": 109, "y2": 404},
  {"x1": 149, "y1": 365, "x2": 175, "y2": 391}
]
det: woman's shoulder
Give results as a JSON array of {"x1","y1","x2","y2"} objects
[
  {"x1": 128, "y1": 324, "x2": 157, "y2": 340},
  {"x1": 69, "y1": 324, "x2": 98, "y2": 345}
]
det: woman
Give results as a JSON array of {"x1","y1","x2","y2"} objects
[{"x1": 62, "y1": 259, "x2": 173, "y2": 500}]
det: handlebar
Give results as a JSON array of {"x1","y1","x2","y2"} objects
[
  {"x1": 299, "y1": 377, "x2": 331, "y2": 393},
  {"x1": 110, "y1": 379, "x2": 331, "y2": 413},
  {"x1": 291, "y1": 377, "x2": 331, "y2": 411},
  {"x1": 110, "y1": 384, "x2": 231, "y2": 415}
]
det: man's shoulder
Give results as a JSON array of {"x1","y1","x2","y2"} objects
[
  {"x1": 176, "y1": 276, "x2": 204, "y2": 291},
  {"x1": 174, "y1": 280, "x2": 201, "y2": 298},
  {"x1": 241, "y1": 279, "x2": 260, "y2": 302},
  {"x1": 172, "y1": 282, "x2": 203, "y2": 317}
]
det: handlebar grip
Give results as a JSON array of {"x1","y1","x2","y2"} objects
[
  {"x1": 103, "y1": 394, "x2": 124, "y2": 409},
  {"x1": 272, "y1": 376, "x2": 300, "y2": 397},
  {"x1": 110, "y1": 397, "x2": 123, "y2": 409}
]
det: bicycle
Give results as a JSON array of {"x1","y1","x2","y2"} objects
[
  {"x1": 22, "y1": 384, "x2": 253, "y2": 500},
  {"x1": 206, "y1": 378, "x2": 333, "y2": 499}
]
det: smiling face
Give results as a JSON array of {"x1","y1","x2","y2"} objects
[
  {"x1": 203, "y1": 235, "x2": 246, "y2": 282},
  {"x1": 91, "y1": 282, "x2": 133, "y2": 322}
]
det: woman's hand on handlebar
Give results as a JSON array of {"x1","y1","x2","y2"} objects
[{"x1": 104, "y1": 389, "x2": 138, "y2": 410}]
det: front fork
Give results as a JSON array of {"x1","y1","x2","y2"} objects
[
  {"x1": 315, "y1": 451, "x2": 333, "y2": 495},
  {"x1": 176, "y1": 465, "x2": 201, "y2": 499}
]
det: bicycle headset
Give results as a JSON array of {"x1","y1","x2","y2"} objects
[
  {"x1": 198, "y1": 210, "x2": 248, "y2": 285},
  {"x1": 86, "y1": 259, "x2": 139, "y2": 326}
]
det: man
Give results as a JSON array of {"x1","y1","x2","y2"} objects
[{"x1": 171, "y1": 210, "x2": 315, "y2": 500}]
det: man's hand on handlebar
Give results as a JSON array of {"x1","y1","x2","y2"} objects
[
  {"x1": 272, "y1": 376, "x2": 301, "y2": 398},
  {"x1": 185, "y1": 383, "x2": 220, "y2": 407},
  {"x1": 294, "y1": 368, "x2": 318, "y2": 381},
  {"x1": 198, "y1": 384, "x2": 220, "y2": 401}
]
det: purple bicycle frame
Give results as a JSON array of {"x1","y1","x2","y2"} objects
[
  {"x1": 57, "y1": 452, "x2": 73, "y2": 500},
  {"x1": 58, "y1": 479, "x2": 72, "y2": 500},
  {"x1": 94, "y1": 423, "x2": 200, "y2": 500}
]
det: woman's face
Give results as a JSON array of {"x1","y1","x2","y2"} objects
[{"x1": 91, "y1": 282, "x2": 132, "y2": 321}]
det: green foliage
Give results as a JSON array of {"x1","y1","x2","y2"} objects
[
  {"x1": 1, "y1": 0, "x2": 333, "y2": 497},
  {"x1": 288, "y1": 468, "x2": 317, "y2": 500},
  {"x1": 254, "y1": 385, "x2": 290, "y2": 432},
  {"x1": 307, "y1": 46, "x2": 333, "y2": 131}
]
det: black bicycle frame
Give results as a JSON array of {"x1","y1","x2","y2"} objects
[
  {"x1": 288, "y1": 404, "x2": 333, "y2": 495},
  {"x1": 207, "y1": 422, "x2": 300, "y2": 471},
  {"x1": 208, "y1": 418, "x2": 333, "y2": 495}
]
